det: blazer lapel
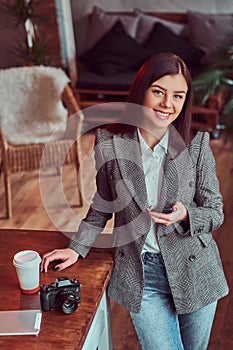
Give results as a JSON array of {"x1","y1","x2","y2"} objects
[
  {"x1": 113, "y1": 129, "x2": 148, "y2": 210},
  {"x1": 159, "y1": 126, "x2": 195, "y2": 210}
]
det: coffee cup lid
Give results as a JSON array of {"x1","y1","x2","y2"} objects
[{"x1": 13, "y1": 250, "x2": 41, "y2": 268}]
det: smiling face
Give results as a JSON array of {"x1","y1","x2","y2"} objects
[{"x1": 142, "y1": 74, "x2": 188, "y2": 130}]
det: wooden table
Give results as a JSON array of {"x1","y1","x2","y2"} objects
[{"x1": 0, "y1": 229, "x2": 114, "y2": 350}]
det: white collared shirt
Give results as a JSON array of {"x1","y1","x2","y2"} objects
[{"x1": 137, "y1": 129, "x2": 168, "y2": 254}]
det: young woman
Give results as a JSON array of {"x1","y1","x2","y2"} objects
[{"x1": 41, "y1": 53, "x2": 228, "y2": 350}]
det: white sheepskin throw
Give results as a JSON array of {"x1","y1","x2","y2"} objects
[{"x1": 0, "y1": 65, "x2": 70, "y2": 144}]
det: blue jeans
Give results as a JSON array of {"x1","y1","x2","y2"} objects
[{"x1": 130, "y1": 252, "x2": 217, "y2": 350}]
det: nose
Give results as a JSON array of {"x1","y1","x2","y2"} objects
[{"x1": 160, "y1": 94, "x2": 172, "y2": 108}]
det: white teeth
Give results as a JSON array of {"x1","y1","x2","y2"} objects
[{"x1": 156, "y1": 110, "x2": 170, "y2": 117}]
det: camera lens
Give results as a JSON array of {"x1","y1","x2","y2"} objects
[
  {"x1": 57, "y1": 292, "x2": 78, "y2": 314},
  {"x1": 62, "y1": 297, "x2": 77, "y2": 314}
]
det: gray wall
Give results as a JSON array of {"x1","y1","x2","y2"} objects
[{"x1": 70, "y1": 0, "x2": 233, "y2": 54}]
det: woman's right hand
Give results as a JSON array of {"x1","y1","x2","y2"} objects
[{"x1": 41, "y1": 248, "x2": 79, "y2": 272}]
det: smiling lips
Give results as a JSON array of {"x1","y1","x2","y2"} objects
[{"x1": 154, "y1": 109, "x2": 171, "y2": 120}]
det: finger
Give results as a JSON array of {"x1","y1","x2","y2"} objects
[
  {"x1": 41, "y1": 250, "x2": 58, "y2": 270},
  {"x1": 149, "y1": 211, "x2": 172, "y2": 221},
  {"x1": 54, "y1": 250, "x2": 79, "y2": 271},
  {"x1": 41, "y1": 251, "x2": 63, "y2": 272},
  {"x1": 41, "y1": 255, "x2": 54, "y2": 273},
  {"x1": 147, "y1": 206, "x2": 154, "y2": 212},
  {"x1": 150, "y1": 216, "x2": 171, "y2": 224},
  {"x1": 42, "y1": 249, "x2": 58, "y2": 258},
  {"x1": 54, "y1": 258, "x2": 76, "y2": 271},
  {"x1": 154, "y1": 217, "x2": 172, "y2": 225}
]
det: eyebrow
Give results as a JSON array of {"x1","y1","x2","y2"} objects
[{"x1": 151, "y1": 84, "x2": 187, "y2": 94}]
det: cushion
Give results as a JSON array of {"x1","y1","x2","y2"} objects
[
  {"x1": 77, "y1": 70, "x2": 137, "y2": 91},
  {"x1": 134, "y1": 8, "x2": 186, "y2": 45},
  {"x1": 187, "y1": 11, "x2": 233, "y2": 63},
  {"x1": 143, "y1": 22, "x2": 204, "y2": 73},
  {"x1": 79, "y1": 21, "x2": 150, "y2": 76},
  {"x1": 83, "y1": 5, "x2": 140, "y2": 53},
  {"x1": 0, "y1": 66, "x2": 70, "y2": 144}
]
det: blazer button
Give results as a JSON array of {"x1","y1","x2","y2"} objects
[
  {"x1": 118, "y1": 251, "x2": 125, "y2": 257},
  {"x1": 189, "y1": 255, "x2": 197, "y2": 262},
  {"x1": 189, "y1": 180, "x2": 194, "y2": 187}
]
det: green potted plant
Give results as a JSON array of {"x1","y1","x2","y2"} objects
[
  {"x1": 0, "y1": 0, "x2": 52, "y2": 66},
  {"x1": 192, "y1": 36, "x2": 233, "y2": 135}
]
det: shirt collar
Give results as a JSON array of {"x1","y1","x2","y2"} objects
[{"x1": 137, "y1": 128, "x2": 169, "y2": 154}]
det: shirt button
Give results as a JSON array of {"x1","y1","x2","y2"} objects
[
  {"x1": 189, "y1": 255, "x2": 197, "y2": 262},
  {"x1": 118, "y1": 251, "x2": 125, "y2": 257}
]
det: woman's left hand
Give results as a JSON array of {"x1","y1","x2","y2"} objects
[{"x1": 147, "y1": 201, "x2": 188, "y2": 226}]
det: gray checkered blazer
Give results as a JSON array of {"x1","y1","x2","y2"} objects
[{"x1": 69, "y1": 126, "x2": 229, "y2": 314}]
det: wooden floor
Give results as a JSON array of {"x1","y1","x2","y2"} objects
[{"x1": 0, "y1": 131, "x2": 233, "y2": 350}]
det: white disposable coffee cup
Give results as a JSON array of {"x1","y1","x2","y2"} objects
[{"x1": 13, "y1": 250, "x2": 41, "y2": 294}]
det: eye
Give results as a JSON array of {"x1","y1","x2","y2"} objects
[
  {"x1": 174, "y1": 94, "x2": 184, "y2": 100},
  {"x1": 152, "y1": 89, "x2": 163, "y2": 96}
]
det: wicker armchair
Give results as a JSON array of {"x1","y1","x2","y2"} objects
[{"x1": 0, "y1": 66, "x2": 84, "y2": 218}]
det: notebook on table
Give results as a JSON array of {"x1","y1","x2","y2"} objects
[{"x1": 0, "y1": 309, "x2": 42, "y2": 336}]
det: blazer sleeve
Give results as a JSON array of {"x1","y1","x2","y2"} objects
[
  {"x1": 187, "y1": 132, "x2": 224, "y2": 236},
  {"x1": 68, "y1": 129, "x2": 113, "y2": 257}
]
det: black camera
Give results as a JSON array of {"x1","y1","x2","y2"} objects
[{"x1": 40, "y1": 277, "x2": 81, "y2": 314}]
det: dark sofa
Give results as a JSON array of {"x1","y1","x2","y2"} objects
[{"x1": 75, "y1": 7, "x2": 233, "y2": 110}]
